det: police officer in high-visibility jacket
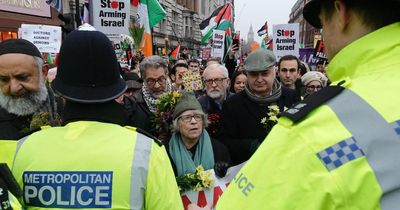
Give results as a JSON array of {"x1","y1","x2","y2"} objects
[
  {"x1": 12, "y1": 25, "x2": 183, "y2": 210},
  {"x1": 216, "y1": 0, "x2": 400, "y2": 209}
]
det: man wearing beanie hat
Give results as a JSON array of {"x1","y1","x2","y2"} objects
[
  {"x1": 218, "y1": 48, "x2": 299, "y2": 165},
  {"x1": 301, "y1": 71, "x2": 328, "y2": 97},
  {"x1": 0, "y1": 39, "x2": 63, "y2": 167},
  {"x1": 11, "y1": 27, "x2": 183, "y2": 210},
  {"x1": 216, "y1": 0, "x2": 400, "y2": 209},
  {"x1": 168, "y1": 92, "x2": 231, "y2": 179}
]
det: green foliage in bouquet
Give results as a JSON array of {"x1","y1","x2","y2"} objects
[
  {"x1": 176, "y1": 165, "x2": 215, "y2": 194},
  {"x1": 152, "y1": 91, "x2": 182, "y2": 141},
  {"x1": 129, "y1": 24, "x2": 145, "y2": 50}
]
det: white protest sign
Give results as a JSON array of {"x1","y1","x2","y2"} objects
[
  {"x1": 272, "y1": 23, "x2": 300, "y2": 60},
  {"x1": 211, "y1": 30, "x2": 225, "y2": 62},
  {"x1": 181, "y1": 162, "x2": 245, "y2": 210},
  {"x1": 91, "y1": 0, "x2": 130, "y2": 44},
  {"x1": 20, "y1": 24, "x2": 61, "y2": 53}
]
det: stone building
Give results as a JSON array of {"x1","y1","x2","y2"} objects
[{"x1": 288, "y1": 0, "x2": 321, "y2": 48}]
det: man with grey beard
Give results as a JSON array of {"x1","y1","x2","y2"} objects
[
  {"x1": 198, "y1": 64, "x2": 233, "y2": 138},
  {"x1": 132, "y1": 55, "x2": 172, "y2": 137},
  {"x1": 0, "y1": 39, "x2": 62, "y2": 167}
]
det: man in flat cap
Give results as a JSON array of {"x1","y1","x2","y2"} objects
[
  {"x1": 0, "y1": 39, "x2": 62, "y2": 167},
  {"x1": 218, "y1": 48, "x2": 299, "y2": 165},
  {"x1": 216, "y1": 0, "x2": 400, "y2": 209}
]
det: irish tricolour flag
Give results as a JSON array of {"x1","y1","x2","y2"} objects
[
  {"x1": 134, "y1": 0, "x2": 166, "y2": 56},
  {"x1": 199, "y1": 3, "x2": 232, "y2": 44}
]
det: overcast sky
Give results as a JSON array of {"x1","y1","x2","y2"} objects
[{"x1": 234, "y1": 0, "x2": 299, "y2": 43}]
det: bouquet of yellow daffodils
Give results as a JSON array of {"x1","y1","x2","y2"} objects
[{"x1": 176, "y1": 165, "x2": 215, "y2": 194}]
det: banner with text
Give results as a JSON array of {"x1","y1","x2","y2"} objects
[
  {"x1": 211, "y1": 30, "x2": 225, "y2": 62},
  {"x1": 20, "y1": 24, "x2": 61, "y2": 53},
  {"x1": 272, "y1": 23, "x2": 299, "y2": 60},
  {"x1": 181, "y1": 162, "x2": 245, "y2": 210},
  {"x1": 91, "y1": 0, "x2": 130, "y2": 46}
]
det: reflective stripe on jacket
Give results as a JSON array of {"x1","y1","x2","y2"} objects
[{"x1": 12, "y1": 121, "x2": 183, "y2": 210}]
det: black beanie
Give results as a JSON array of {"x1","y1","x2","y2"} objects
[{"x1": 0, "y1": 39, "x2": 42, "y2": 58}]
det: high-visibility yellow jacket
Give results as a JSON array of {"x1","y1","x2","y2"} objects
[
  {"x1": 12, "y1": 121, "x2": 183, "y2": 210},
  {"x1": 0, "y1": 141, "x2": 17, "y2": 168},
  {"x1": 217, "y1": 22, "x2": 400, "y2": 210}
]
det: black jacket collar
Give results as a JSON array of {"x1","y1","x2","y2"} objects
[{"x1": 63, "y1": 100, "x2": 129, "y2": 126}]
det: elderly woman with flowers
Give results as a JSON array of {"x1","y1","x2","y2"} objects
[{"x1": 168, "y1": 92, "x2": 231, "y2": 178}]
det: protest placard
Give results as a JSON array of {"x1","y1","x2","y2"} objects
[
  {"x1": 272, "y1": 23, "x2": 300, "y2": 60},
  {"x1": 20, "y1": 24, "x2": 61, "y2": 53}
]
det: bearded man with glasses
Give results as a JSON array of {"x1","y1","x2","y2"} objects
[
  {"x1": 132, "y1": 55, "x2": 173, "y2": 135},
  {"x1": 198, "y1": 64, "x2": 234, "y2": 138}
]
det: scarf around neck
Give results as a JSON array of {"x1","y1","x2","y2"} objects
[
  {"x1": 169, "y1": 130, "x2": 215, "y2": 176},
  {"x1": 244, "y1": 78, "x2": 282, "y2": 104}
]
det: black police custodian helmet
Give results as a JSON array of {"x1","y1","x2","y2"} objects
[
  {"x1": 303, "y1": 0, "x2": 323, "y2": 29},
  {"x1": 52, "y1": 27, "x2": 126, "y2": 103}
]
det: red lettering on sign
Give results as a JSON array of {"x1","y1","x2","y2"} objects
[
  {"x1": 212, "y1": 186, "x2": 223, "y2": 208},
  {"x1": 181, "y1": 195, "x2": 192, "y2": 210},
  {"x1": 197, "y1": 191, "x2": 208, "y2": 207}
]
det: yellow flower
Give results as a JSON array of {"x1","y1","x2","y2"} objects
[
  {"x1": 260, "y1": 117, "x2": 267, "y2": 124},
  {"x1": 269, "y1": 115, "x2": 278, "y2": 122},
  {"x1": 194, "y1": 182, "x2": 203, "y2": 191},
  {"x1": 196, "y1": 165, "x2": 205, "y2": 173},
  {"x1": 268, "y1": 105, "x2": 280, "y2": 114}
]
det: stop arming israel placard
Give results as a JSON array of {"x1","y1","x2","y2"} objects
[
  {"x1": 272, "y1": 23, "x2": 300, "y2": 60},
  {"x1": 211, "y1": 30, "x2": 225, "y2": 62},
  {"x1": 23, "y1": 171, "x2": 112, "y2": 208},
  {"x1": 91, "y1": 0, "x2": 130, "y2": 44}
]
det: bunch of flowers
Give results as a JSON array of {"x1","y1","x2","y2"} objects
[
  {"x1": 120, "y1": 34, "x2": 134, "y2": 51},
  {"x1": 176, "y1": 165, "x2": 215, "y2": 194},
  {"x1": 206, "y1": 113, "x2": 221, "y2": 136},
  {"x1": 152, "y1": 91, "x2": 182, "y2": 141},
  {"x1": 27, "y1": 112, "x2": 62, "y2": 130},
  {"x1": 260, "y1": 105, "x2": 280, "y2": 133}
]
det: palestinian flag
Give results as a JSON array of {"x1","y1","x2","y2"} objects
[
  {"x1": 199, "y1": 3, "x2": 232, "y2": 44},
  {"x1": 261, "y1": 35, "x2": 273, "y2": 50},
  {"x1": 257, "y1": 21, "x2": 268, "y2": 36},
  {"x1": 169, "y1": 45, "x2": 180, "y2": 61}
]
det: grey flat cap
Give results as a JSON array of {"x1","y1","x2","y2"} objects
[{"x1": 244, "y1": 48, "x2": 277, "y2": 72}]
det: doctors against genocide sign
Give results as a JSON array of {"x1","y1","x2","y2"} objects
[
  {"x1": 91, "y1": 0, "x2": 130, "y2": 43},
  {"x1": 23, "y1": 171, "x2": 112, "y2": 208},
  {"x1": 20, "y1": 24, "x2": 61, "y2": 54},
  {"x1": 272, "y1": 23, "x2": 300, "y2": 60}
]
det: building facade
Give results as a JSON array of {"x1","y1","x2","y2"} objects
[
  {"x1": 0, "y1": 0, "x2": 62, "y2": 41},
  {"x1": 288, "y1": 0, "x2": 321, "y2": 48}
]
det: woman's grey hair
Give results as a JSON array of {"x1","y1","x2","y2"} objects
[
  {"x1": 203, "y1": 64, "x2": 229, "y2": 79},
  {"x1": 172, "y1": 110, "x2": 210, "y2": 133},
  {"x1": 139, "y1": 55, "x2": 168, "y2": 79}
]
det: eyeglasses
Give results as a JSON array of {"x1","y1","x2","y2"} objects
[
  {"x1": 178, "y1": 114, "x2": 203, "y2": 123},
  {"x1": 306, "y1": 85, "x2": 322, "y2": 90},
  {"x1": 189, "y1": 65, "x2": 199, "y2": 68},
  {"x1": 204, "y1": 78, "x2": 226, "y2": 86},
  {"x1": 146, "y1": 77, "x2": 166, "y2": 86}
]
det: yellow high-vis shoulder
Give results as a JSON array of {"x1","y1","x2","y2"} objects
[
  {"x1": 217, "y1": 22, "x2": 400, "y2": 210},
  {"x1": 12, "y1": 121, "x2": 183, "y2": 210}
]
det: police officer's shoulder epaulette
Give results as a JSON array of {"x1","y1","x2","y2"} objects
[
  {"x1": 135, "y1": 127, "x2": 164, "y2": 147},
  {"x1": 281, "y1": 85, "x2": 345, "y2": 123}
]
